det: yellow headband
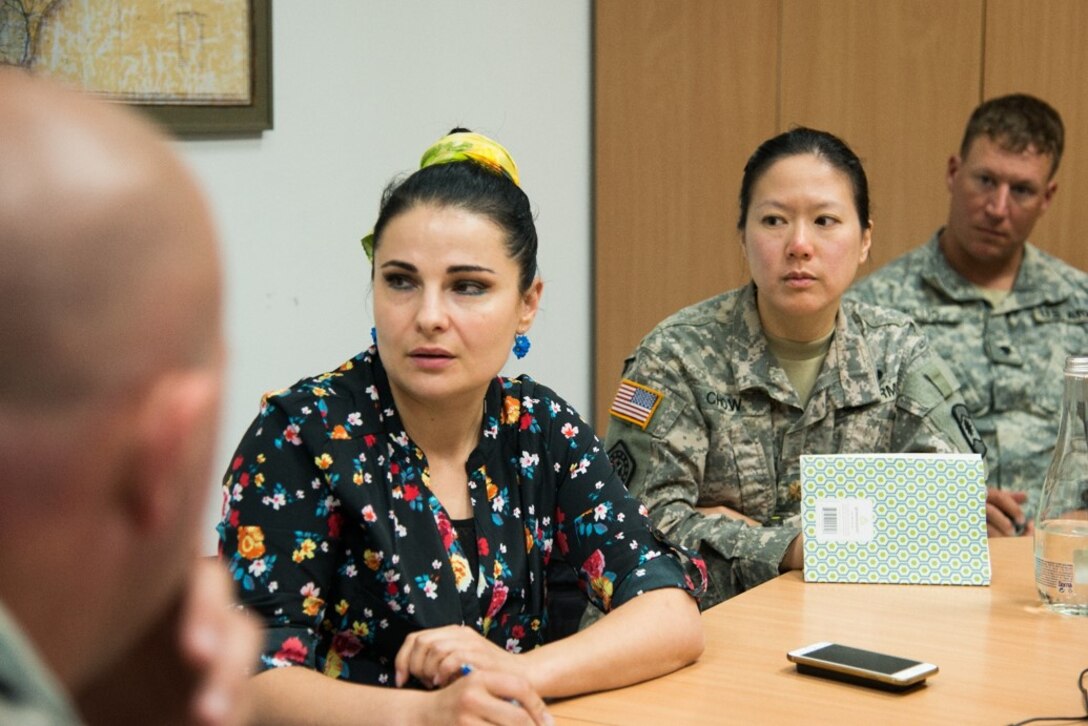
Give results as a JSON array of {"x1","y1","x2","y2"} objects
[{"x1": 361, "y1": 131, "x2": 520, "y2": 262}]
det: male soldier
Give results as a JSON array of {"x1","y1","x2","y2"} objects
[
  {"x1": 849, "y1": 94, "x2": 1088, "y2": 537},
  {"x1": 0, "y1": 69, "x2": 258, "y2": 724}
]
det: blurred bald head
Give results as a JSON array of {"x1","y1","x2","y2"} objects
[
  {"x1": 0, "y1": 67, "x2": 221, "y2": 412},
  {"x1": 0, "y1": 69, "x2": 227, "y2": 690}
]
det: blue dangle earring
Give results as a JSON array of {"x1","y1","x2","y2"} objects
[
  {"x1": 513, "y1": 333, "x2": 531, "y2": 360},
  {"x1": 370, "y1": 326, "x2": 378, "y2": 347}
]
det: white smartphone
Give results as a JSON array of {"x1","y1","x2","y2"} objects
[{"x1": 787, "y1": 642, "x2": 938, "y2": 692}]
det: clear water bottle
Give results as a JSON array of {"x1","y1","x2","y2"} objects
[{"x1": 1034, "y1": 355, "x2": 1088, "y2": 615}]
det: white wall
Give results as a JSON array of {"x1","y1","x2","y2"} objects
[{"x1": 178, "y1": 2, "x2": 592, "y2": 553}]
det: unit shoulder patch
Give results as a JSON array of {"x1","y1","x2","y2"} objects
[{"x1": 607, "y1": 440, "x2": 635, "y2": 487}]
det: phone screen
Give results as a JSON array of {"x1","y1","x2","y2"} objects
[{"x1": 802, "y1": 643, "x2": 921, "y2": 675}]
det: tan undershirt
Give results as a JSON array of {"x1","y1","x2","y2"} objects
[
  {"x1": 766, "y1": 328, "x2": 835, "y2": 407},
  {"x1": 974, "y1": 284, "x2": 1011, "y2": 309}
]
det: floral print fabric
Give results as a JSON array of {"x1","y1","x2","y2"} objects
[{"x1": 218, "y1": 349, "x2": 704, "y2": 687}]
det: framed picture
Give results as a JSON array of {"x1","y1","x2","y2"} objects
[{"x1": 0, "y1": 0, "x2": 272, "y2": 137}]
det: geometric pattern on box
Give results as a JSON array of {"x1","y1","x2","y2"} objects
[{"x1": 801, "y1": 453, "x2": 991, "y2": 585}]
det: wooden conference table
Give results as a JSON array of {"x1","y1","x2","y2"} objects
[{"x1": 550, "y1": 538, "x2": 1086, "y2": 725}]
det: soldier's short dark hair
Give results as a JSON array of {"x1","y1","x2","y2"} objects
[{"x1": 959, "y1": 94, "x2": 1064, "y2": 178}]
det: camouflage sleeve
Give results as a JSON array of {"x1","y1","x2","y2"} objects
[
  {"x1": 892, "y1": 334, "x2": 988, "y2": 459},
  {"x1": 604, "y1": 344, "x2": 798, "y2": 606}
]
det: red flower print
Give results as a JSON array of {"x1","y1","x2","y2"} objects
[
  {"x1": 403, "y1": 483, "x2": 419, "y2": 501},
  {"x1": 556, "y1": 530, "x2": 569, "y2": 555},
  {"x1": 519, "y1": 412, "x2": 532, "y2": 431},
  {"x1": 364, "y1": 434, "x2": 377, "y2": 447},
  {"x1": 275, "y1": 637, "x2": 308, "y2": 664},
  {"x1": 486, "y1": 581, "x2": 509, "y2": 619},
  {"x1": 284, "y1": 424, "x2": 302, "y2": 446},
  {"x1": 328, "y1": 513, "x2": 343, "y2": 539},
  {"x1": 478, "y1": 537, "x2": 489, "y2": 556},
  {"x1": 232, "y1": 456, "x2": 243, "y2": 471},
  {"x1": 436, "y1": 512, "x2": 455, "y2": 549},
  {"x1": 694, "y1": 556, "x2": 708, "y2": 586},
  {"x1": 331, "y1": 631, "x2": 363, "y2": 658},
  {"x1": 239, "y1": 472, "x2": 250, "y2": 488},
  {"x1": 511, "y1": 624, "x2": 525, "y2": 639},
  {"x1": 391, "y1": 462, "x2": 401, "y2": 475},
  {"x1": 583, "y1": 549, "x2": 605, "y2": 580},
  {"x1": 228, "y1": 509, "x2": 240, "y2": 527}
]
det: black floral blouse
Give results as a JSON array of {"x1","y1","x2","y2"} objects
[{"x1": 218, "y1": 349, "x2": 705, "y2": 686}]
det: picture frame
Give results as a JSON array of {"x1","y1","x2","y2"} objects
[{"x1": 140, "y1": 0, "x2": 273, "y2": 137}]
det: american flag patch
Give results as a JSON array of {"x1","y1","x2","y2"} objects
[{"x1": 609, "y1": 379, "x2": 663, "y2": 429}]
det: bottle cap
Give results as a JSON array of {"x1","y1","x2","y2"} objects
[{"x1": 1064, "y1": 356, "x2": 1088, "y2": 376}]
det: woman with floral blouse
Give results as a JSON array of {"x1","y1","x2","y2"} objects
[{"x1": 218, "y1": 129, "x2": 706, "y2": 724}]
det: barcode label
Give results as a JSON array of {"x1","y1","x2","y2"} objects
[
  {"x1": 815, "y1": 498, "x2": 874, "y2": 543},
  {"x1": 821, "y1": 506, "x2": 839, "y2": 535}
]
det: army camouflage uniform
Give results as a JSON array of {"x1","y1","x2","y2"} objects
[
  {"x1": 848, "y1": 233, "x2": 1088, "y2": 515},
  {"x1": 604, "y1": 284, "x2": 980, "y2": 609}
]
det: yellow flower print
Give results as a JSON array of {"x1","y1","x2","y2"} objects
[
  {"x1": 335, "y1": 599, "x2": 350, "y2": 616},
  {"x1": 323, "y1": 651, "x2": 343, "y2": 679},
  {"x1": 353, "y1": 471, "x2": 364, "y2": 486},
  {"x1": 449, "y1": 553, "x2": 473, "y2": 593},
  {"x1": 313, "y1": 387, "x2": 329, "y2": 398},
  {"x1": 238, "y1": 526, "x2": 266, "y2": 560},
  {"x1": 260, "y1": 388, "x2": 289, "y2": 407},
  {"x1": 485, "y1": 474, "x2": 498, "y2": 501},
  {"x1": 302, "y1": 593, "x2": 325, "y2": 617},
  {"x1": 254, "y1": 472, "x2": 265, "y2": 487},
  {"x1": 331, "y1": 425, "x2": 350, "y2": 440},
  {"x1": 363, "y1": 549, "x2": 383, "y2": 571},
  {"x1": 493, "y1": 560, "x2": 503, "y2": 579},
  {"x1": 292, "y1": 538, "x2": 317, "y2": 563},
  {"x1": 315, "y1": 453, "x2": 334, "y2": 470},
  {"x1": 501, "y1": 395, "x2": 520, "y2": 425},
  {"x1": 256, "y1": 453, "x2": 266, "y2": 464},
  {"x1": 591, "y1": 576, "x2": 613, "y2": 611},
  {"x1": 524, "y1": 526, "x2": 534, "y2": 553},
  {"x1": 352, "y1": 621, "x2": 369, "y2": 637}
]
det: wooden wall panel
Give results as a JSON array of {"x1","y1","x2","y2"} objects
[
  {"x1": 984, "y1": 0, "x2": 1088, "y2": 271},
  {"x1": 594, "y1": 0, "x2": 777, "y2": 431},
  {"x1": 594, "y1": 0, "x2": 1088, "y2": 431},
  {"x1": 779, "y1": 0, "x2": 984, "y2": 272}
]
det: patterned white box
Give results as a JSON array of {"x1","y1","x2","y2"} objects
[{"x1": 800, "y1": 453, "x2": 991, "y2": 585}]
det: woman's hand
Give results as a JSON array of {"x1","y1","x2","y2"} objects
[
  {"x1": 395, "y1": 625, "x2": 527, "y2": 689},
  {"x1": 414, "y1": 670, "x2": 552, "y2": 726}
]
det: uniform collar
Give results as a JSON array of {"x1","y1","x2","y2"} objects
[
  {"x1": 920, "y1": 230, "x2": 1073, "y2": 309},
  {"x1": 726, "y1": 284, "x2": 882, "y2": 409}
]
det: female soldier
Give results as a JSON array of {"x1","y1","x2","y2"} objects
[
  {"x1": 219, "y1": 130, "x2": 705, "y2": 723},
  {"x1": 603, "y1": 128, "x2": 979, "y2": 609}
]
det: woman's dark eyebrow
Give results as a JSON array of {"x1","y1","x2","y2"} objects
[
  {"x1": 379, "y1": 261, "x2": 496, "y2": 274},
  {"x1": 448, "y1": 264, "x2": 496, "y2": 274}
]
